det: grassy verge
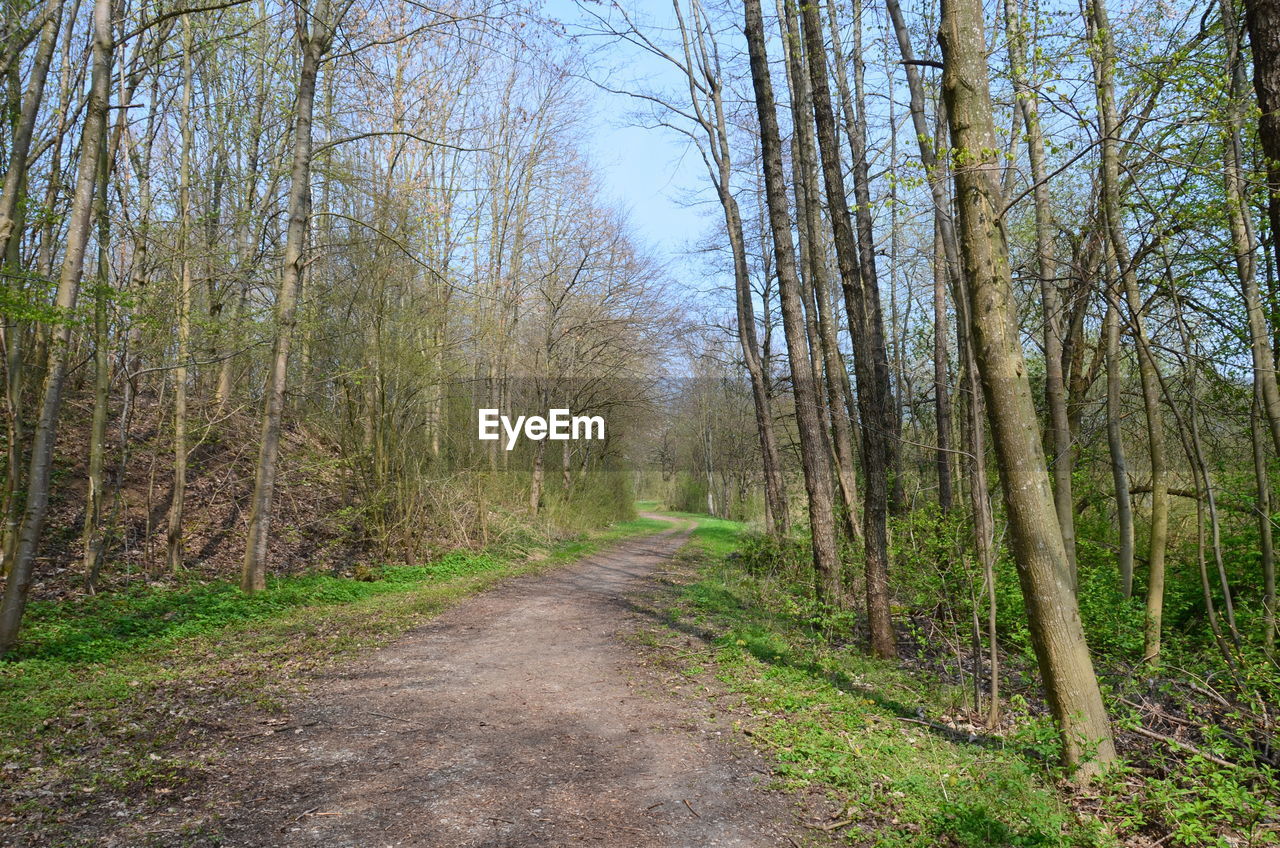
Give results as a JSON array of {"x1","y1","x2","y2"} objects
[
  {"x1": 654, "y1": 513, "x2": 1110, "y2": 848},
  {"x1": 0, "y1": 513, "x2": 670, "y2": 838}
]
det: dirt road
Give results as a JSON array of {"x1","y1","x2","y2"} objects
[{"x1": 208, "y1": 516, "x2": 819, "y2": 846}]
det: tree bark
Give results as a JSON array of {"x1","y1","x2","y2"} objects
[
  {"x1": 1223, "y1": 0, "x2": 1280, "y2": 467},
  {"x1": 933, "y1": 122, "x2": 954, "y2": 514},
  {"x1": 779, "y1": 0, "x2": 862, "y2": 544},
  {"x1": 1253, "y1": 389, "x2": 1277, "y2": 654},
  {"x1": 1245, "y1": 0, "x2": 1280, "y2": 308},
  {"x1": 679, "y1": 0, "x2": 792, "y2": 536},
  {"x1": 1103, "y1": 295, "x2": 1135, "y2": 597},
  {"x1": 0, "y1": 0, "x2": 62, "y2": 259},
  {"x1": 242, "y1": 0, "x2": 339, "y2": 592},
  {"x1": 798, "y1": 0, "x2": 895, "y2": 654},
  {"x1": 166, "y1": 15, "x2": 195, "y2": 573},
  {"x1": 81, "y1": 123, "x2": 110, "y2": 590},
  {"x1": 1003, "y1": 0, "x2": 1074, "y2": 579},
  {"x1": 939, "y1": 0, "x2": 1115, "y2": 775},
  {"x1": 0, "y1": 0, "x2": 113, "y2": 653},
  {"x1": 742, "y1": 0, "x2": 843, "y2": 604},
  {"x1": 1088, "y1": 0, "x2": 1169, "y2": 663}
]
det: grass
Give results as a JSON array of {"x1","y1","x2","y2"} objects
[
  {"x1": 656, "y1": 511, "x2": 1113, "y2": 848},
  {"x1": 0, "y1": 511, "x2": 671, "y2": 838}
]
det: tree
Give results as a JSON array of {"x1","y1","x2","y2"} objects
[
  {"x1": 242, "y1": 0, "x2": 348, "y2": 592},
  {"x1": 0, "y1": 0, "x2": 114, "y2": 653},
  {"x1": 938, "y1": 0, "x2": 1116, "y2": 775},
  {"x1": 798, "y1": 0, "x2": 896, "y2": 654},
  {"x1": 742, "y1": 0, "x2": 843, "y2": 604}
]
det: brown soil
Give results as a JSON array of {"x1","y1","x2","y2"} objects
[{"x1": 169, "y1": 515, "x2": 829, "y2": 846}]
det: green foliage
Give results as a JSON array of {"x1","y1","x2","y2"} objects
[{"x1": 10, "y1": 554, "x2": 506, "y2": 666}]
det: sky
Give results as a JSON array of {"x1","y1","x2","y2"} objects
[{"x1": 541, "y1": 0, "x2": 721, "y2": 295}]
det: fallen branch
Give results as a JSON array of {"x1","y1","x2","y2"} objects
[{"x1": 1128, "y1": 725, "x2": 1239, "y2": 769}]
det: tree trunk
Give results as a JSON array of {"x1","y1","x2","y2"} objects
[
  {"x1": 81, "y1": 125, "x2": 110, "y2": 590},
  {"x1": 939, "y1": 0, "x2": 1115, "y2": 775},
  {"x1": 242, "y1": 0, "x2": 338, "y2": 592},
  {"x1": 0, "y1": 0, "x2": 62, "y2": 259},
  {"x1": 1253, "y1": 390, "x2": 1277, "y2": 654},
  {"x1": 798, "y1": 0, "x2": 895, "y2": 654},
  {"x1": 933, "y1": 166, "x2": 953, "y2": 513},
  {"x1": 0, "y1": 0, "x2": 63, "y2": 574},
  {"x1": 0, "y1": 0, "x2": 112, "y2": 653},
  {"x1": 1245, "y1": 0, "x2": 1280, "y2": 306},
  {"x1": 1221, "y1": 0, "x2": 1280, "y2": 468},
  {"x1": 780, "y1": 0, "x2": 862, "y2": 544},
  {"x1": 1103, "y1": 296, "x2": 1135, "y2": 597},
  {"x1": 166, "y1": 15, "x2": 195, "y2": 573},
  {"x1": 954, "y1": 242, "x2": 999, "y2": 727},
  {"x1": 1004, "y1": 0, "x2": 1074, "y2": 579},
  {"x1": 742, "y1": 0, "x2": 843, "y2": 604},
  {"x1": 1088, "y1": 0, "x2": 1169, "y2": 664}
]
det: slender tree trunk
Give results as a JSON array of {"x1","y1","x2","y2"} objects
[
  {"x1": 940, "y1": 0, "x2": 1115, "y2": 775},
  {"x1": 0, "y1": 0, "x2": 63, "y2": 574},
  {"x1": 719, "y1": 162, "x2": 789, "y2": 537},
  {"x1": 1004, "y1": 0, "x2": 1074, "y2": 578},
  {"x1": 1089, "y1": 0, "x2": 1169, "y2": 663},
  {"x1": 829, "y1": 0, "x2": 904, "y2": 513},
  {"x1": 216, "y1": 8, "x2": 269, "y2": 411},
  {"x1": 780, "y1": 0, "x2": 862, "y2": 544},
  {"x1": 0, "y1": 0, "x2": 61, "y2": 258},
  {"x1": 0, "y1": 0, "x2": 112, "y2": 653},
  {"x1": 531, "y1": 438, "x2": 545, "y2": 516},
  {"x1": 742, "y1": 0, "x2": 842, "y2": 604},
  {"x1": 934, "y1": 190, "x2": 953, "y2": 513},
  {"x1": 1245, "y1": 0, "x2": 1280, "y2": 301},
  {"x1": 954, "y1": 250, "x2": 999, "y2": 726},
  {"x1": 242, "y1": 0, "x2": 339, "y2": 592},
  {"x1": 81, "y1": 126, "x2": 110, "y2": 590},
  {"x1": 1103, "y1": 295, "x2": 1135, "y2": 597},
  {"x1": 1253, "y1": 390, "x2": 1277, "y2": 654},
  {"x1": 166, "y1": 15, "x2": 195, "y2": 573},
  {"x1": 1168, "y1": 281, "x2": 1241, "y2": 649},
  {"x1": 798, "y1": 0, "x2": 894, "y2": 653},
  {"x1": 1221, "y1": 0, "x2": 1280, "y2": 466}
]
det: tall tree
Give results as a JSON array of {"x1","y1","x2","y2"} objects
[
  {"x1": 167, "y1": 15, "x2": 196, "y2": 573},
  {"x1": 242, "y1": 0, "x2": 346, "y2": 592},
  {"x1": 939, "y1": 0, "x2": 1116, "y2": 774},
  {"x1": 799, "y1": 0, "x2": 896, "y2": 655},
  {"x1": 742, "y1": 0, "x2": 843, "y2": 604},
  {"x1": 1003, "y1": 0, "x2": 1075, "y2": 577},
  {"x1": 1088, "y1": 0, "x2": 1170, "y2": 663},
  {"x1": 0, "y1": 0, "x2": 114, "y2": 653}
]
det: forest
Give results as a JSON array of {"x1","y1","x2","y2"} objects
[{"x1": 1, "y1": 0, "x2": 1279, "y2": 843}]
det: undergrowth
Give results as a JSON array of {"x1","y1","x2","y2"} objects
[
  {"x1": 665, "y1": 517, "x2": 1101, "y2": 847},
  {"x1": 663, "y1": 514, "x2": 1279, "y2": 847}
]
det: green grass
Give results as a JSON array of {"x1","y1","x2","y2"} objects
[{"x1": 656, "y1": 511, "x2": 1111, "y2": 848}]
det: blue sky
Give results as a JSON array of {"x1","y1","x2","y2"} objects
[{"x1": 543, "y1": 0, "x2": 719, "y2": 293}]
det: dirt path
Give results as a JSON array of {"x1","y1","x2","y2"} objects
[{"x1": 205, "y1": 516, "x2": 821, "y2": 847}]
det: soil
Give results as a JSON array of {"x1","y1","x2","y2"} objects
[{"x1": 166, "y1": 515, "x2": 832, "y2": 847}]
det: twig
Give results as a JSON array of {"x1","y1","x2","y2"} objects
[
  {"x1": 805, "y1": 818, "x2": 854, "y2": 832},
  {"x1": 368, "y1": 711, "x2": 429, "y2": 730},
  {"x1": 1128, "y1": 725, "x2": 1239, "y2": 769},
  {"x1": 682, "y1": 798, "x2": 700, "y2": 818}
]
